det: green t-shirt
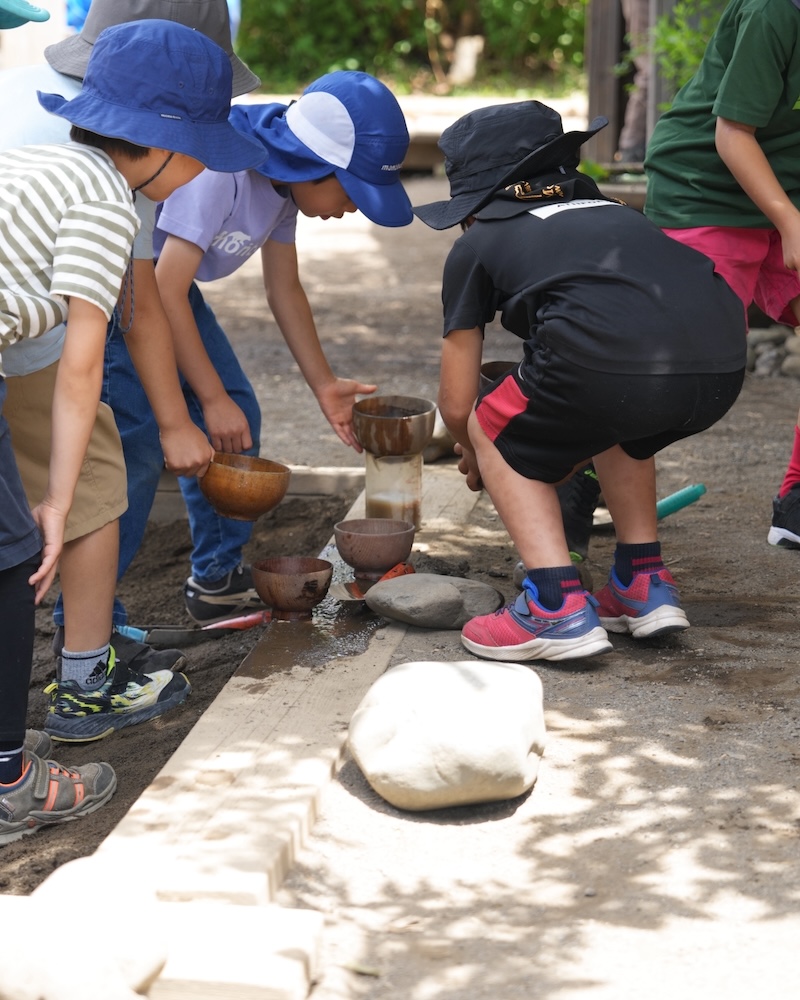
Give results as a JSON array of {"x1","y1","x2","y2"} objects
[{"x1": 644, "y1": 0, "x2": 800, "y2": 228}]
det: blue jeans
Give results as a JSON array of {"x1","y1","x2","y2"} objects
[{"x1": 93, "y1": 282, "x2": 261, "y2": 625}]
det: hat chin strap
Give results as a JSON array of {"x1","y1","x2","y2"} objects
[{"x1": 132, "y1": 151, "x2": 175, "y2": 196}]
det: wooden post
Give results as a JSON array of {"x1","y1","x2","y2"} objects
[{"x1": 585, "y1": 0, "x2": 625, "y2": 165}]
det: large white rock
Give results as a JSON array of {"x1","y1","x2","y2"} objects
[
  {"x1": 348, "y1": 659, "x2": 546, "y2": 811},
  {"x1": 365, "y1": 573, "x2": 504, "y2": 629}
]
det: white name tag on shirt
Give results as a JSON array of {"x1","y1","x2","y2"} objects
[{"x1": 527, "y1": 198, "x2": 619, "y2": 219}]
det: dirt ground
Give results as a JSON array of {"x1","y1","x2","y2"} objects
[{"x1": 3, "y1": 175, "x2": 800, "y2": 995}]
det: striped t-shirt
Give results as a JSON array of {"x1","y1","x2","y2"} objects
[{"x1": 0, "y1": 142, "x2": 139, "y2": 371}]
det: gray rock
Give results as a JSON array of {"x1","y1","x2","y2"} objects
[
  {"x1": 780, "y1": 353, "x2": 800, "y2": 378},
  {"x1": 748, "y1": 324, "x2": 791, "y2": 346},
  {"x1": 348, "y1": 659, "x2": 547, "y2": 811},
  {"x1": 365, "y1": 572, "x2": 504, "y2": 629},
  {"x1": 753, "y1": 344, "x2": 785, "y2": 377},
  {"x1": 783, "y1": 334, "x2": 800, "y2": 355}
]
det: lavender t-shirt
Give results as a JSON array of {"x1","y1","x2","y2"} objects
[{"x1": 153, "y1": 169, "x2": 297, "y2": 282}]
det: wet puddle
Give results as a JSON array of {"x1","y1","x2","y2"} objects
[{"x1": 236, "y1": 542, "x2": 384, "y2": 679}]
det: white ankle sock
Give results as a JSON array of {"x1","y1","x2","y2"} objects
[{"x1": 60, "y1": 644, "x2": 111, "y2": 690}]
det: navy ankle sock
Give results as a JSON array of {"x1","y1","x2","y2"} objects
[
  {"x1": 613, "y1": 542, "x2": 663, "y2": 587},
  {"x1": 526, "y1": 566, "x2": 583, "y2": 611},
  {"x1": 0, "y1": 743, "x2": 24, "y2": 785}
]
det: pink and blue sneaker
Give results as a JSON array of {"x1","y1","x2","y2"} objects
[
  {"x1": 593, "y1": 567, "x2": 689, "y2": 639},
  {"x1": 461, "y1": 579, "x2": 613, "y2": 663}
]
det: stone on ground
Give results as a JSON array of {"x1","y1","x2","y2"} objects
[
  {"x1": 348, "y1": 659, "x2": 546, "y2": 811},
  {"x1": 365, "y1": 572, "x2": 504, "y2": 628}
]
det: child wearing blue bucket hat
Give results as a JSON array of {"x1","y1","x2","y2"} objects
[
  {"x1": 105, "y1": 71, "x2": 413, "y2": 625},
  {"x1": 0, "y1": 1, "x2": 262, "y2": 752},
  {"x1": 0, "y1": 18, "x2": 265, "y2": 826}
]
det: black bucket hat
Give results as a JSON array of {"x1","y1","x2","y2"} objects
[{"x1": 413, "y1": 101, "x2": 608, "y2": 230}]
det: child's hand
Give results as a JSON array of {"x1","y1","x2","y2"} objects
[
  {"x1": 201, "y1": 395, "x2": 253, "y2": 454},
  {"x1": 28, "y1": 502, "x2": 67, "y2": 604},
  {"x1": 454, "y1": 442, "x2": 483, "y2": 491},
  {"x1": 780, "y1": 213, "x2": 800, "y2": 273},
  {"x1": 160, "y1": 421, "x2": 214, "y2": 478},
  {"x1": 316, "y1": 378, "x2": 378, "y2": 451}
]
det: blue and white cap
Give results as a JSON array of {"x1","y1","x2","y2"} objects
[{"x1": 229, "y1": 71, "x2": 413, "y2": 227}]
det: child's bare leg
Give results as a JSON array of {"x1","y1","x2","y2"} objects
[
  {"x1": 460, "y1": 411, "x2": 612, "y2": 662},
  {"x1": 591, "y1": 445, "x2": 688, "y2": 637},
  {"x1": 767, "y1": 296, "x2": 800, "y2": 549},
  {"x1": 59, "y1": 521, "x2": 118, "y2": 675},
  {"x1": 467, "y1": 409, "x2": 570, "y2": 568},
  {"x1": 591, "y1": 446, "x2": 657, "y2": 543}
]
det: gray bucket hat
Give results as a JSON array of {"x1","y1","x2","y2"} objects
[
  {"x1": 413, "y1": 101, "x2": 608, "y2": 230},
  {"x1": 44, "y1": 0, "x2": 260, "y2": 97}
]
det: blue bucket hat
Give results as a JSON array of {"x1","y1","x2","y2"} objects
[
  {"x1": 38, "y1": 20, "x2": 267, "y2": 173},
  {"x1": 229, "y1": 71, "x2": 413, "y2": 228},
  {"x1": 0, "y1": 0, "x2": 49, "y2": 29}
]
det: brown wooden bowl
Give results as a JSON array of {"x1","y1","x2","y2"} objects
[
  {"x1": 251, "y1": 556, "x2": 333, "y2": 620},
  {"x1": 333, "y1": 517, "x2": 415, "y2": 581},
  {"x1": 352, "y1": 395, "x2": 436, "y2": 457},
  {"x1": 199, "y1": 452, "x2": 291, "y2": 521},
  {"x1": 479, "y1": 360, "x2": 519, "y2": 390}
]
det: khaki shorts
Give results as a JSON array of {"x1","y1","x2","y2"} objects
[{"x1": 4, "y1": 361, "x2": 127, "y2": 543}]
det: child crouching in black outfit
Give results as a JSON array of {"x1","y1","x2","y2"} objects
[{"x1": 414, "y1": 101, "x2": 747, "y2": 664}]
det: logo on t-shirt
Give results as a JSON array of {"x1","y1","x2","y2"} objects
[{"x1": 211, "y1": 229, "x2": 258, "y2": 257}]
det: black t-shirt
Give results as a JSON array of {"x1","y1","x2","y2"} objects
[{"x1": 441, "y1": 199, "x2": 747, "y2": 375}]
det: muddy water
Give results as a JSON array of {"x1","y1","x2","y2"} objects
[
  {"x1": 236, "y1": 543, "x2": 384, "y2": 679},
  {"x1": 364, "y1": 491, "x2": 421, "y2": 528}
]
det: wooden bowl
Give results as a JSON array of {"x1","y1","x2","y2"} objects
[
  {"x1": 352, "y1": 395, "x2": 436, "y2": 457},
  {"x1": 479, "y1": 360, "x2": 518, "y2": 390},
  {"x1": 199, "y1": 453, "x2": 291, "y2": 521},
  {"x1": 251, "y1": 556, "x2": 333, "y2": 620},
  {"x1": 334, "y1": 517, "x2": 415, "y2": 581}
]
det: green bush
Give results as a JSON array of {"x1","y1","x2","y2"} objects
[
  {"x1": 650, "y1": 0, "x2": 723, "y2": 102},
  {"x1": 237, "y1": 0, "x2": 587, "y2": 93}
]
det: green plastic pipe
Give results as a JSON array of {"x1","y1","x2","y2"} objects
[{"x1": 656, "y1": 483, "x2": 707, "y2": 519}]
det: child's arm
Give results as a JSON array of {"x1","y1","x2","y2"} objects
[
  {"x1": 120, "y1": 257, "x2": 215, "y2": 475},
  {"x1": 715, "y1": 116, "x2": 800, "y2": 271},
  {"x1": 260, "y1": 239, "x2": 377, "y2": 452},
  {"x1": 438, "y1": 327, "x2": 483, "y2": 491},
  {"x1": 28, "y1": 297, "x2": 107, "y2": 601},
  {"x1": 155, "y1": 235, "x2": 253, "y2": 454}
]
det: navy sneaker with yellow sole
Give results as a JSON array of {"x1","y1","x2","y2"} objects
[{"x1": 44, "y1": 647, "x2": 191, "y2": 743}]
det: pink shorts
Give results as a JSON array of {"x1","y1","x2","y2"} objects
[{"x1": 662, "y1": 226, "x2": 800, "y2": 328}]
